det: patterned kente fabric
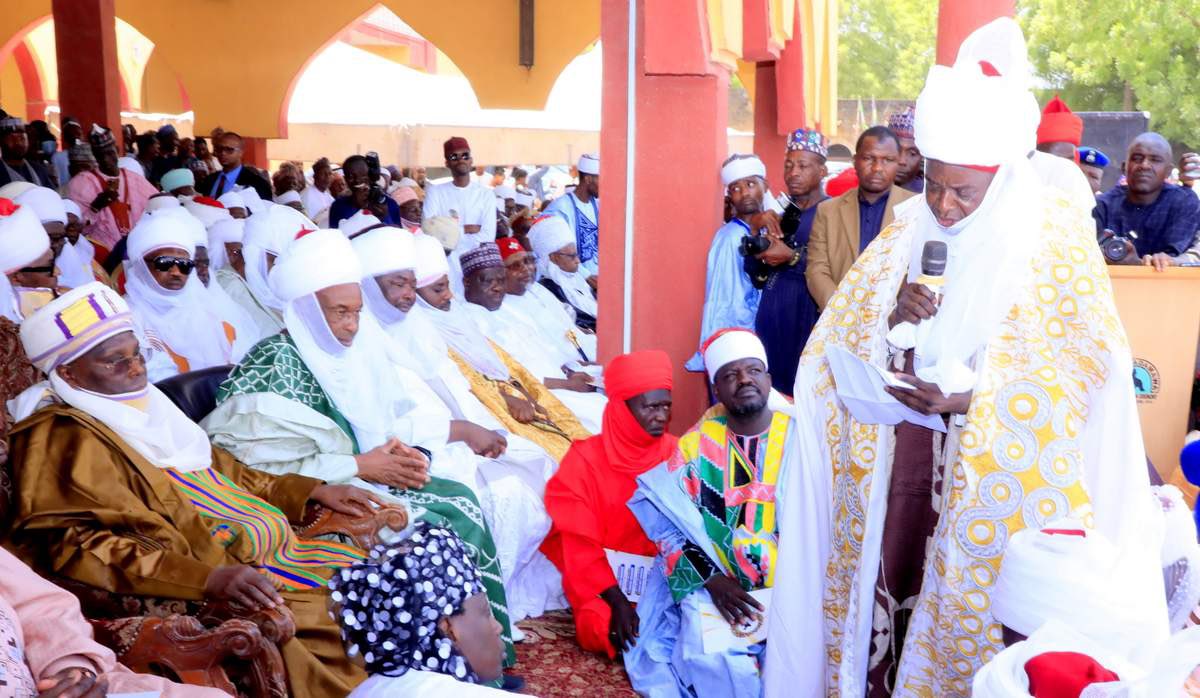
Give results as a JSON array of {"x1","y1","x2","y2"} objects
[
  {"x1": 217, "y1": 333, "x2": 360, "y2": 452},
  {"x1": 166, "y1": 467, "x2": 363, "y2": 589},
  {"x1": 797, "y1": 193, "x2": 1131, "y2": 696},
  {"x1": 664, "y1": 410, "x2": 788, "y2": 601}
]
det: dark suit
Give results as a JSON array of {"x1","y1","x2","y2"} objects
[
  {"x1": 199, "y1": 165, "x2": 272, "y2": 202},
  {"x1": 0, "y1": 158, "x2": 53, "y2": 188}
]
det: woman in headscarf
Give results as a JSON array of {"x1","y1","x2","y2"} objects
[
  {"x1": 541, "y1": 350, "x2": 677, "y2": 657},
  {"x1": 332, "y1": 522, "x2": 511, "y2": 697}
]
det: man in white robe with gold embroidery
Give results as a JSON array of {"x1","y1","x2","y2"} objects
[{"x1": 766, "y1": 18, "x2": 1166, "y2": 698}]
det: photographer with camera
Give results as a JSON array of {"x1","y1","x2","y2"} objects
[
  {"x1": 744, "y1": 129, "x2": 830, "y2": 394},
  {"x1": 1093, "y1": 132, "x2": 1200, "y2": 272},
  {"x1": 806, "y1": 126, "x2": 914, "y2": 310},
  {"x1": 328, "y1": 153, "x2": 401, "y2": 229}
]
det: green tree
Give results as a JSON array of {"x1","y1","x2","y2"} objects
[
  {"x1": 1021, "y1": 0, "x2": 1200, "y2": 145},
  {"x1": 838, "y1": 0, "x2": 938, "y2": 100}
]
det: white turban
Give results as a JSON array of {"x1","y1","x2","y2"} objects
[
  {"x1": 528, "y1": 215, "x2": 575, "y2": 259},
  {"x1": 62, "y1": 198, "x2": 82, "y2": 220},
  {"x1": 514, "y1": 191, "x2": 534, "y2": 208},
  {"x1": 494, "y1": 185, "x2": 517, "y2": 201},
  {"x1": 270, "y1": 229, "x2": 362, "y2": 302},
  {"x1": 702, "y1": 328, "x2": 767, "y2": 382},
  {"x1": 352, "y1": 227, "x2": 416, "y2": 278},
  {"x1": 145, "y1": 194, "x2": 182, "y2": 212},
  {"x1": 720, "y1": 154, "x2": 766, "y2": 187},
  {"x1": 127, "y1": 210, "x2": 196, "y2": 260},
  {"x1": 207, "y1": 218, "x2": 244, "y2": 270},
  {"x1": 160, "y1": 168, "x2": 195, "y2": 193},
  {"x1": 413, "y1": 233, "x2": 450, "y2": 288},
  {"x1": 183, "y1": 197, "x2": 233, "y2": 229},
  {"x1": 914, "y1": 17, "x2": 1039, "y2": 168},
  {"x1": 421, "y1": 215, "x2": 460, "y2": 253},
  {"x1": 0, "y1": 197, "x2": 51, "y2": 273},
  {"x1": 12, "y1": 186, "x2": 66, "y2": 225},
  {"x1": 992, "y1": 521, "x2": 1167, "y2": 661},
  {"x1": 338, "y1": 209, "x2": 382, "y2": 238},
  {"x1": 20, "y1": 282, "x2": 132, "y2": 373},
  {"x1": 578, "y1": 152, "x2": 600, "y2": 176},
  {"x1": 217, "y1": 191, "x2": 246, "y2": 211},
  {"x1": 0, "y1": 182, "x2": 35, "y2": 200},
  {"x1": 274, "y1": 189, "x2": 302, "y2": 206},
  {"x1": 237, "y1": 186, "x2": 267, "y2": 214}
]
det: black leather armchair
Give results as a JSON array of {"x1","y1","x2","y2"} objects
[{"x1": 156, "y1": 365, "x2": 233, "y2": 422}]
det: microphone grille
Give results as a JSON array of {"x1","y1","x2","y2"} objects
[{"x1": 921, "y1": 240, "x2": 948, "y2": 276}]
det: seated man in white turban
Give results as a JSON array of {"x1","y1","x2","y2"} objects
[
  {"x1": 459, "y1": 242, "x2": 607, "y2": 433},
  {"x1": 770, "y1": 19, "x2": 1165, "y2": 696},
  {"x1": 625, "y1": 328, "x2": 794, "y2": 698},
  {"x1": 2, "y1": 184, "x2": 73, "y2": 290},
  {"x1": 60, "y1": 198, "x2": 109, "y2": 288},
  {"x1": 973, "y1": 520, "x2": 1170, "y2": 696},
  {"x1": 5, "y1": 282, "x2": 387, "y2": 697},
  {"x1": 499, "y1": 233, "x2": 597, "y2": 361},
  {"x1": 350, "y1": 227, "x2": 571, "y2": 621},
  {"x1": 121, "y1": 212, "x2": 248, "y2": 380},
  {"x1": 0, "y1": 195, "x2": 53, "y2": 323},
  {"x1": 217, "y1": 190, "x2": 247, "y2": 219},
  {"x1": 219, "y1": 203, "x2": 312, "y2": 336},
  {"x1": 202, "y1": 229, "x2": 522, "y2": 663},
  {"x1": 528, "y1": 214, "x2": 597, "y2": 332},
  {"x1": 411, "y1": 234, "x2": 590, "y2": 463}
]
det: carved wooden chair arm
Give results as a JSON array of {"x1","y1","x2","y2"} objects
[
  {"x1": 94, "y1": 615, "x2": 288, "y2": 698},
  {"x1": 197, "y1": 602, "x2": 296, "y2": 644},
  {"x1": 296, "y1": 503, "x2": 409, "y2": 550}
]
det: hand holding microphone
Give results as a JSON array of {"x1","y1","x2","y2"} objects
[{"x1": 890, "y1": 241, "x2": 947, "y2": 328}]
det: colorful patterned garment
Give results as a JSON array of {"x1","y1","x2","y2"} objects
[
  {"x1": 663, "y1": 410, "x2": 788, "y2": 601},
  {"x1": 166, "y1": 467, "x2": 363, "y2": 590},
  {"x1": 215, "y1": 332, "x2": 517, "y2": 666},
  {"x1": 785, "y1": 192, "x2": 1161, "y2": 696}
]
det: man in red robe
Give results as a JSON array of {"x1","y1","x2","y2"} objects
[{"x1": 542, "y1": 349, "x2": 677, "y2": 657}]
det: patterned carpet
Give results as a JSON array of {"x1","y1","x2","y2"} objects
[{"x1": 507, "y1": 611, "x2": 637, "y2": 697}]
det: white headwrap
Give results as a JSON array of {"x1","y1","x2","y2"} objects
[
  {"x1": 217, "y1": 190, "x2": 246, "y2": 211},
  {"x1": 16, "y1": 283, "x2": 213, "y2": 471},
  {"x1": 58, "y1": 198, "x2": 95, "y2": 291},
  {"x1": 992, "y1": 521, "x2": 1168, "y2": 663},
  {"x1": 514, "y1": 191, "x2": 534, "y2": 208},
  {"x1": 528, "y1": 215, "x2": 597, "y2": 317},
  {"x1": 145, "y1": 194, "x2": 182, "y2": 213},
  {"x1": 494, "y1": 185, "x2": 517, "y2": 201},
  {"x1": 887, "y1": 17, "x2": 1045, "y2": 394},
  {"x1": 338, "y1": 209, "x2": 382, "y2": 238},
  {"x1": 237, "y1": 186, "x2": 267, "y2": 214},
  {"x1": 123, "y1": 211, "x2": 236, "y2": 370},
  {"x1": 12, "y1": 185, "x2": 67, "y2": 225},
  {"x1": 702, "y1": 328, "x2": 768, "y2": 382},
  {"x1": 182, "y1": 197, "x2": 232, "y2": 229},
  {"x1": 207, "y1": 218, "x2": 244, "y2": 271},
  {"x1": 274, "y1": 189, "x2": 302, "y2": 206},
  {"x1": 270, "y1": 228, "x2": 408, "y2": 451},
  {"x1": 242, "y1": 204, "x2": 314, "y2": 311},
  {"x1": 0, "y1": 196, "x2": 50, "y2": 323},
  {"x1": 577, "y1": 153, "x2": 600, "y2": 176},
  {"x1": 62, "y1": 198, "x2": 82, "y2": 220},
  {"x1": 160, "y1": 168, "x2": 195, "y2": 193},
  {"x1": 421, "y1": 215, "x2": 461, "y2": 253},
  {"x1": 413, "y1": 233, "x2": 451, "y2": 288},
  {"x1": 720, "y1": 154, "x2": 766, "y2": 187}
]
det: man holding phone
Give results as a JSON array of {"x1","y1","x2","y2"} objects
[{"x1": 65, "y1": 125, "x2": 157, "y2": 254}]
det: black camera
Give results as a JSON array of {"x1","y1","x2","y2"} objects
[
  {"x1": 738, "y1": 225, "x2": 773, "y2": 257},
  {"x1": 1097, "y1": 228, "x2": 1136, "y2": 263}
]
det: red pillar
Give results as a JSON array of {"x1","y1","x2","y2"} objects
[
  {"x1": 52, "y1": 0, "x2": 121, "y2": 134},
  {"x1": 752, "y1": 62, "x2": 787, "y2": 190},
  {"x1": 599, "y1": 0, "x2": 729, "y2": 430},
  {"x1": 935, "y1": 0, "x2": 1016, "y2": 66},
  {"x1": 242, "y1": 137, "x2": 270, "y2": 170}
]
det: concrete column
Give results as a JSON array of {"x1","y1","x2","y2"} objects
[
  {"x1": 753, "y1": 62, "x2": 788, "y2": 189},
  {"x1": 598, "y1": 0, "x2": 730, "y2": 428},
  {"x1": 242, "y1": 137, "x2": 270, "y2": 170},
  {"x1": 52, "y1": 0, "x2": 121, "y2": 133},
  {"x1": 935, "y1": 0, "x2": 1016, "y2": 66}
]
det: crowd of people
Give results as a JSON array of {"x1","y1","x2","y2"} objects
[{"x1": 0, "y1": 15, "x2": 1198, "y2": 698}]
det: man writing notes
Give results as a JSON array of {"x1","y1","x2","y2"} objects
[
  {"x1": 768, "y1": 19, "x2": 1164, "y2": 697},
  {"x1": 626, "y1": 329, "x2": 793, "y2": 698}
]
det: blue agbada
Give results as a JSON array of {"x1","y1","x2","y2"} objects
[{"x1": 686, "y1": 219, "x2": 760, "y2": 371}]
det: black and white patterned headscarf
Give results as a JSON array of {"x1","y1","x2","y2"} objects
[{"x1": 329, "y1": 522, "x2": 483, "y2": 682}]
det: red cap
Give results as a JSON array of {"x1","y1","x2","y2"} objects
[
  {"x1": 1024, "y1": 652, "x2": 1120, "y2": 698},
  {"x1": 192, "y1": 195, "x2": 225, "y2": 208},
  {"x1": 825, "y1": 167, "x2": 859, "y2": 197},
  {"x1": 497, "y1": 236, "x2": 526, "y2": 261},
  {"x1": 443, "y1": 136, "x2": 470, "y2": 157},
  {"x1": 0, "y1": 198, "x2": 19, "y2": 216},
  {"x1": 1037, "y1": 96, "x2": 1083, "y2": 147}
]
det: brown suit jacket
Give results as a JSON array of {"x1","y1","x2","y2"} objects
[{"x1": 805, "y1": 185, "x2": 916, "y2": 309}]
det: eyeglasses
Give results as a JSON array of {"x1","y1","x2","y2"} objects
[
  {"x1": 150, "y1": 255, "x2": 195, "y2": 274},
  {"x1": 98, "y1": 351, "x2": 146, "y2": 373},
  {"x1": 551, "y1": 251, "x2": 579, "y2": 261},
  {"x1": 447, "y1": 152, "x2": 472, "y2": 162}
]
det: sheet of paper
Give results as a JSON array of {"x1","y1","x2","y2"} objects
[
  {"x1": 699, "y1": 588, "x2": 772, "y2": 654},
  {"x1": 605, "y1": 549, "x2": 656, "y2": 603},
  {"x1": 825, "y1": 346, "x2": 947, "y2": 432}
]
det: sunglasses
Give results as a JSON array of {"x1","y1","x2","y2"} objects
[
  {"x1": 151, "y1": 255, "x2": 196, "y2": 274},
  {"x1": 447, "y1": 151, "x2": 472, "y2": 162},
  {"x1": 18, "y1": 264, "x2": 55, "y2": 274}
]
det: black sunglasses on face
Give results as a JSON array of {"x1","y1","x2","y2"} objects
[
  {"x1": 447, "y1": 152, "x2": 472, "y2": 162},
  {"x1": 151, "y1": 255, "x2": 195, "y2": 274},
  {"x1": 18, "y1": 264, "x2": 55, "y2": 274}
]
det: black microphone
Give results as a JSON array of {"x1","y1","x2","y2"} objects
[{"x1": 916, "y1": 240, "x2": 948, "y2": 300}]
